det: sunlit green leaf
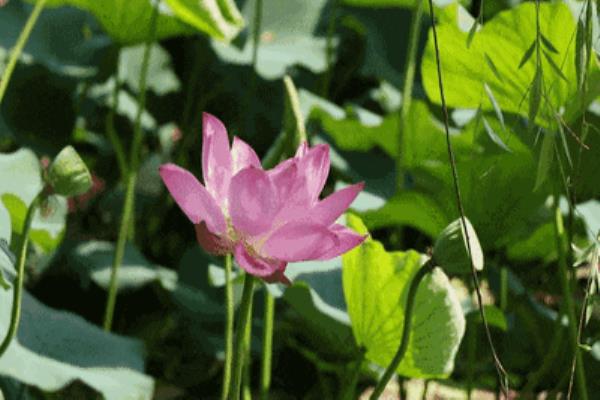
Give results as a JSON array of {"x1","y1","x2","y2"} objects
[
  {"x1": 164, "y1": 0, "x2": 244, "y2": 41},
  {"x1": 343, "y1": 215, "x2": 465, "y2": 378},
  {"x1": 421, "y1": 2, "x2": 600, "y2": 127}
]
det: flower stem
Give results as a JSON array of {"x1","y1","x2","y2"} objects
[
  {"x1": 0, "y1": 0, "x2": 48, "y2": 106},
  {"x1": 397, "y1": 0, "x2": 425, "y2": 189},
  {"x1": 243, "y1": 305, "x2": 253, "y2": 400},
  {"x1": 0, "y1": 191, "x2": 42, "y2": 357},
  {"x1": 221, "y1": 253, "x2": 235, "y2": 400},
  {"x1": 259, "y1": 290, "x2": 274, "y2": 400},
  {"x1": 103, "y1": 172, "x2": 136, "y2": 331},
  {"x1": 552, "y1": 194, "x2": 588, "y2": 400},
  {"x1": 229, "y1": 273, "x2": 256, "y2": 400},
  {"x1": 102, "y1": 1, "x2": 159, "y2": 331},
  {"x1": 369, "y1": 260, "x2": 434, "y2": 400},
  {"x1": 105, "y1": 48, "x2": 128, "y2": 180}
]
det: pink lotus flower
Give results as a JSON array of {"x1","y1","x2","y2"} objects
[{"x1": 159, "y1": 113, "x2": 366, "y2": 284}]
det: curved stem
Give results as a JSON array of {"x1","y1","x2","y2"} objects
[
  {"x1": 425, "y1": 1, "x2": 509, "y2": 394},
  {"x1": 102, "y1": 172, "x2": 136, "y2": 331},
  {"x1": 369, "y1": 261, "x2": 434, "y2": 400},
  {"x1": 259, "y1": 290, "x2": 275, "y2": 400},
  {"x1": 0, "y1": 0, "x2": 49, "y2": 106},
  {"x1": 552, "y1": 194, "x2": 588, "y2": 400},
  {"x1": 0, "y1": 192, "x2": 42, "y2": 357},
  {"x1": 229, "y1": 273, "x2": 256, "y2": 400},
  {"x1": 221, "y1": 254, "x2": 235, "y2": 400}
]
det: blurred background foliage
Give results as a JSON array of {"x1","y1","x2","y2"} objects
[{"x1": 0, "y1": 0, "x2": 600, "y2": 398}]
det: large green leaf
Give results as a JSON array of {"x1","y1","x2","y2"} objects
[
  {"x1": 36, "y1": 0, "x2": 190, "y2": 44},
  {"x1": 212, "y1": 0, "x2": 330, "y2": 79},
  {"x1": 357, "y1": 191, "x2": 450, "y2": 238},
  {"x1": 70, "y1": 241, "x2": 176, "y2": 292},
  {"x1": 0, "y1": 285, "x2": 154, "y2": 399},
  {"x1": 164, "y1": 0, "x2": 244, "y2": 41},
  {"x1": 0, "y1": 1, "x2": 111, "y2": 78},
  {"x1": 119, "y1": 44, "x2": 181, "y2": 96},
  {"x1": 342, "y1": 215, "x2": 465, "y2": 378},
  {"x1": 343, "y1": 0, "x2": 416, "y2": 7},
  {"x1": 0, "y1": 149, "x2": 67, "y2": 254},
  {"x1": 421, "y1": 2, "x2": 600, "y2": 127}
]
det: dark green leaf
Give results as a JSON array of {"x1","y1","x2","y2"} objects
[
  {"x1": 540, "y1": 33, "x2": 559, "y2": 54},
  {"x1": 529, "y1": 69, "x2": 542, "y2": 124},
  {"x1": 519, "y1": 40, "x2": 536, "y2": 69},
  {"x1": 466, "y1": 20, "x2": 478, "y2": 48},
  {"x1": 543, "y1": 50, "x2": 568, "y2": 82},
  {"x1": 484, "y1": 53, "x2": 504, "y2": 82}
]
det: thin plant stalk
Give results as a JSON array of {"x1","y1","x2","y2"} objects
[
  {"x1": 0, "y1": 0, "x2": 49, "y2": 106},
  {"x1": 0, "y1": 192, "x2": 42, "y2": 357},
  {"x1": 106, "y1": 49, "x2": 128, "y2": 179},
  {"x1": 341, "y1": 352, "x2": 365, "y2": 400},
  {"x1": 229, "y1": 273, "x2": 256, "y2": 400},
  {"x1": 243, "y1": 305, "x2": 253, "y2": 400},
  {"x1": 567, "y1": 245, "x2": 596, "y2": 399},
  {"x1": 221, "y1": 253, "x2": 235, "y2": 400},
  {"x1": 102, "y1": 2, "x2": 159, "y2": 331},
  {"x1": 369, "y1": 261, "x2": 434, "y2": 399},
  {"x1": 396, "y1": 0, "x2": 425, "y2": 189},
  {"x1": 105, "y1": 49, "x2": 128, "y2": 180},
  {"x1": 425, "y1": 0, "x2": 509, "y2": 395},
  {"x1": 103, "y1": 173, "x2": 136, "y2": 331},
  {"x1": 321, "y1": 0, "x2": 338, "y2": 97},
  {"x1": 259, "y1": 291, "x2": 274, "y2": 400},
  {"x1": 552, "y1": 194, "x2": 588, "y2": 400}
]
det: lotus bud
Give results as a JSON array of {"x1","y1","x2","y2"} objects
[
  {"x1": 433, "y1": 217, "x2": 484, "y2": 274},
  {"x1": 47, "y1": 146, "x2": 92, "y2": 197}
]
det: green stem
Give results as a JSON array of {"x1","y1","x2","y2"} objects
[
  {"x1": 221, "y1": 254, "x2": 235, "y2": 400},
  {"x1": 0, "y1": 192, "x2": 42, "y2": 357},
  {"x1": 129, "y1": 3, "x2": 159, "y2": 172},
  {"x1": 552, "y1": 194, "x2": 588, "y2": 400},
  {"x1": 321, "y1": 0, "x2": 338, "y2": 97},
  {"x1": 229, "y1": 273, "x2": 256, "y2": 400},
  {"x1": 499, "y1": 266, "x2": 508, "y2": 311},
  {"x1": 102, "y1": 172, "x2": 136, "y2": 331},
  {"x1": 396, "y1": 0, "x2": 425, "y2": 190},
  {"x1": 0, "y1": 0, "x2": 49, "y2": 106},
  {"x1": 251, "y1": 0, "x2": 263, "y2": 69},
  {"x1": 259, "y1": 290, "x2": 275, "y2": 400},
  {"x1": 369, "y1": 261, "x2": 434, "y2": 400},
  {"x1": 102, "y1": 1, "x2": 159, "y2": 331},
  {"x1": 243, "y1": 305, "x2": 253, "y2": 400},
  {"x1": 283, "y1": 75, "x2": 308, "y2": 145},
  {"x1": 105, "y1": 48, "x2": 129, "y2": 179},
  {"x1": 341, "y1": 352, "x2": 365, "y2": 400}
]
